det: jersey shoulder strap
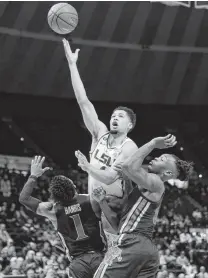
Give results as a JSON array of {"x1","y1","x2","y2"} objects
[{"x1": 119, "y1": 137, "x2": 133, "y2": 149}]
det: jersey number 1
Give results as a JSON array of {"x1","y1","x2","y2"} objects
[{"x1": 70, "y1": 214, "x2": 88, "y2": 240}]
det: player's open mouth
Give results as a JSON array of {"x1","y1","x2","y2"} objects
[{"x1": 112, "y1": 122, "x2": 118, "y2": 127}]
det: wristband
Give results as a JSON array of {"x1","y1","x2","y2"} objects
[{"x1": 29, "y1": 175, "x2": 38, "y2": 181}]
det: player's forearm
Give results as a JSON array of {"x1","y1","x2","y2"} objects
[
  {"x1": 123, "y1": 140, "x2": 155, "y2": 172},
  {"x1": 99, "y1": 199, "x2": 119, "y2": 232},
  {"x1": 19, "y1": 176, "x2": 41, "y2": 212},
  {"x1": 87, "y1": 164, "x2": 117, "y2": 185},
  {"x1": 69, "y1": 63, "x2": 88, "y2": 104}
]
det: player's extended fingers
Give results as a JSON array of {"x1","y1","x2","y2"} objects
[
  {"x1": 165, "y1": 135, "x2": 176, "y2": 143},
  {"x1": 40, "y1": 156, "x2": 45, "y2": 166},
  {"x1": 37, "y1": 156, "x2": 42, "y2": 164},
  {"x1": 167, "y1": 136, "x2": 176, "y2": 146},
  {"x1": 63, "y1": 38, "x2": 73, "y2": 54},
  {"x1": 166, "y1": 141, "x2": 177, "y2": 148},
  {"x1": 34, "y1": 156, "x2": 38, "y2": 164},
  {"x1": 164, "y1": 134, "x2": 172, "y2": 140},
  {"x1": 77, "y1": 150, "x2": 85, "y2": 157},
  {"x1": 165, "y1": 135, "x2": 174, "y2": 143},
  {"x1": 31, "y1": 159, "x2": 34, "y2": 165}
]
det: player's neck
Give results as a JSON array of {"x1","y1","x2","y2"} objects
[{"x1": 108, "y1": 132, "x2": 127, "y2": 147}]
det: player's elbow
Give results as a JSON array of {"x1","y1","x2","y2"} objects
[
  {"x1": 19, "y1": 195, "x2": 24, "y2": 204},
  {"x1": 19, "y1": 194, "x2": 27, "y2": 205},
  {"x1": 105, "y1": 177, "x2": 115, "y2": 185}
]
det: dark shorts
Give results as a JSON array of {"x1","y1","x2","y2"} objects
[
  {"x1": 94, "y1": 233, "x2": 159, "y2": 278},
  {"x1": 68, "y1": 251, "x2": 104, "y2": 278}
]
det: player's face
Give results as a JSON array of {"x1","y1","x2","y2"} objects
[
  {"x1": 148, "y1": 154, "x2": 178, "y2": 179},
  {"x1": 110, "y1": 110, "x2": 132, "y2": 134}
]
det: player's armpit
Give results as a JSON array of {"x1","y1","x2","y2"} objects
[
  {"x1": 36, "y1": 202, "x2": 57, "y2": 227},
  {"x1": 79, "y1": 99, "x2": 108, "y2": 139},
  {"x1": 123, "y1": 167, "x2": 164, "y2": 194}
]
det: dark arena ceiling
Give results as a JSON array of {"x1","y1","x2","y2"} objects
[{"x1": 1, "y1": 1, "x2": 208, "y2": 105}]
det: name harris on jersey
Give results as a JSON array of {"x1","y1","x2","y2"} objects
[{"x1": 64, "y1": 204, "x2": 82, "y2": 215}]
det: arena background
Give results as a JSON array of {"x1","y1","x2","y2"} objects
[{"x1": 0, "y1": 1, "x2": 208, "y2": 278}]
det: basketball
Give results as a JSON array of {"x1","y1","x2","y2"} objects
[{"x1": 47, "y1": 3, "x2": 78, "y2": 35}]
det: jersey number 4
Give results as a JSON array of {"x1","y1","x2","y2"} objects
[{"x1": 70, "y1": 214, "x2": 88, "y2": 240}]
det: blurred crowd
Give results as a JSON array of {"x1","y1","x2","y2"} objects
[{"x1": 0, "y1": 165, "x2": 208, "y2": 278}]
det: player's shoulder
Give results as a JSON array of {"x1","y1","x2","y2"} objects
[
  {"x1": 76, "y1": 194, "x2": 90, "y2": 204},
  {"x1": 148, "y1": 172, "x2": 165, "y2": 193},
  {"x1": 38, "y1": 201, "x2": 54, "y2": 210},
  {"x1": 123, "y1": 139, "x2": 138, "y2": 154}
]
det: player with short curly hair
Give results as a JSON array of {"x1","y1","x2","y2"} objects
[{"x1": 19, "y1": 156, "x2": 106, "y2": 278}]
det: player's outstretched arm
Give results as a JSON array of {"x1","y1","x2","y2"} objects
[
  {"x1": 114, "y1": 135, "x2": 177, "y2": 193},
  {"x1": 123, "y1": 167, "x2": 164, "y2": 194},
  {"x1": 123, "y1": 134, "x2": 177, "y2": 173},
  {"x1": 63, "y1": 39, "x2": 107, "y2": 139},
  {"x1": 19, "y1": 156, "x2": 55, "y2": 222}
]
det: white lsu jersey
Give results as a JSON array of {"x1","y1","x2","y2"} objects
[{"x1": 89, "y1": 132, "x2": 133, "y2": 198}]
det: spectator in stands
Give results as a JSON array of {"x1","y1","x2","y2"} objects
[
  {"x1": 184, "y1": 215, "x2": 192, "y2": 227},
  {"x1": 164, "y1": 249, "x2": 177, "y2": 267},
  {"x1": 182, "y1": 260, "x2": 194, "y2": 277},
  {"x1": 2, "y1": 256, "x2": 17, "y2": 275},
  {"x1": 1, "y1": 239, "x2": 16, "y2": 259},
  {"x1": 176, "y1": 251, "x2": 189, "y2": 267},
  {"x1": 34, "y1": 251, "x2": 44, "y2": 268},
  {"x1": 23, "y1": 250, "x2": 36, "y2": 272},
  {"x1": 178, "y1": 274, "x2": 185, "y2": 278},
  {"x1": 168, "y1": 273, "x2": 176, "y2": 278},
  {"x1": 192, "y1": 209, "x2": 202, "y2": 222},
  {"x1": 159, "y1": 250, "x2": 166, "y2": 266},
  {"x1": 16, "y1": 257, "x2": 25, "y2": 274},
  {"x1": 41, "y1": 241, "x2": 52, "y2": 258},
  {"x1": 197, "y1": 266, "x2": 208, "y2": 278},
  {"x1": 0, "y1": 174, "x2": 11, "y2": 197},
  {"x1": 7, "y1": 203, "x2": 17, "y2": 226},
  {"x1": 27, "y1": 268, "x2": 36, "y2": 278},
  {"x1": 188, "y1": 264, "x2": 198, "y2": 278},
  {"x1": 0, "y1": 224, "x2": 11, "y2": 245},
  {"x1": 0, "y1": 203, "x2": 8, "y2": 224},
  {"x1": 157, "y1": 265, "x2": 168, "y2": 278},
  {"x1": 22, "y1": 242, "x2": 37, "y2": 257}
]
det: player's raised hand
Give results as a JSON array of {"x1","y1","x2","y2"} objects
[
  {"x1": 30, "y1": 156, "x2": 51, "y2": 178},
  {"x1": 152, "y1": 134, "x2": 177, "y2": 149},
  {"x1": 62, "y1": 38, "x2": 80, "y2": 65},
  {"x1": 92, "y1": 186, "x2": 106, "y2": 202},
  {"x1": 75, "y1": 150, "x2": 89, "y2": 172}
]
